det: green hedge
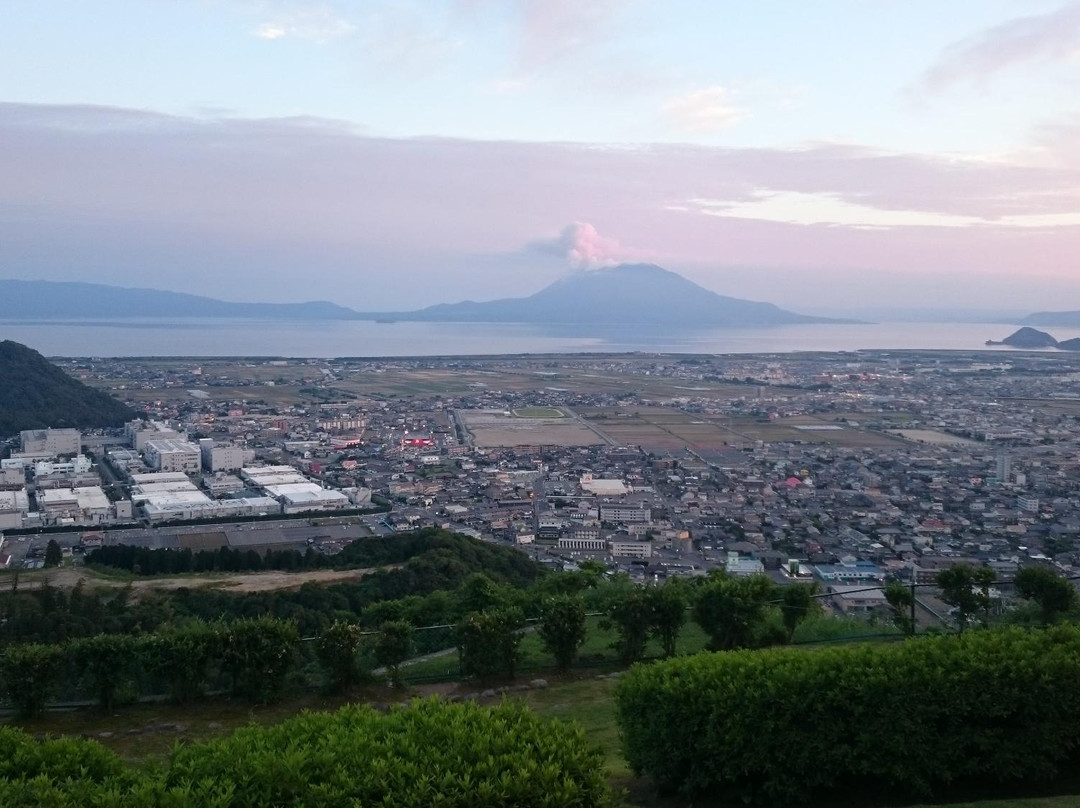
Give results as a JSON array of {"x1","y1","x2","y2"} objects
[
  {"x1": 615, "y1": 626, "x2": 1080, "y2": 805},
  {"x1": 0, "y1": 699, "x2": 610, "y2": 807}
]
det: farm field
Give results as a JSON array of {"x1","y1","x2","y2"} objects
[
  {"x1": 457, "y1": 408, "x2": 607, "y2": 448},
  {"x1": 578, "y1": 407, "x2": 908, "y2": 450},
  {"x1": 82, "y1": 357, "x2": 803, "y2": 405}
]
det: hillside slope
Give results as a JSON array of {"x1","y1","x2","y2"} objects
[{"x1": 0, "y1": 340, "x2": 135, "y2": 435}]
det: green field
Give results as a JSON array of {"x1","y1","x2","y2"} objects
[{"x1": 513, "y1": 406, "x2": 565, "y2": 418}]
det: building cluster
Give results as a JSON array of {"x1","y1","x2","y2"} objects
[{"x1": 6, "y1": 349, "x2": 1080, "y2": 622}]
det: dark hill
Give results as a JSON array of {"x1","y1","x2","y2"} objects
[
  {"x1": 0, "y1": 341, "x2": 135, "y2": 435},
  {"x1": 0, "y1": 280, "x2": 358, "y2": 320},
  {"x1": 1058, "y1": 338, "x2": 1080, "y2": 352},
  {"x1": 369, "y1": 263, "x2": 843, "y2": 326},
  {"x1": 986, "y1": 327, "x2": 1058, "y2": 349}
]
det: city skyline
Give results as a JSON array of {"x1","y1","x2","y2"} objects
[{"x1": 2, "y1": 1, "x2": 1079, "y2": 312}]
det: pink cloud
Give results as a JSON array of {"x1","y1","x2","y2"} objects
[
  {"x1": 527, "y1": 222, "x2": 628, "y2": 268},
  {"x1": 919, "y1": 1, "x2": 1080, "y2": 92},
  {"x1": 1, "y1": 102, "x2": 1078, "y2": 309}
]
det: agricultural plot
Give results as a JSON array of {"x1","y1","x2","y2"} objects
[
  {"x1": 457, "y1": 408, "x2": 606, "y2": 448},
  {"x1": 578, "y1": 407, "x2": 908, "y2": 450}
]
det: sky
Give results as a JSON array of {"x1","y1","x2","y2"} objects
[{"x1": 1, "y1": 0, "x2": 1079, "y2": 314}]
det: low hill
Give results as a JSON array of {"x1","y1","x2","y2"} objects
[
  {"x1": 0, "y1": 340, "x2": 135, "y2": 435},
  {"x1": 986, "y1": 327, "x2": 1058, "y2": 349},
  {"x1": 0, "y1": 279, "x2": 359, "y2": 320},
  {"x1": 367, "y1": 263, "x2": 847, "y2": 327},
  {"x1": 1021, "y1": 310, "x2": 1080, "y2": 328}
]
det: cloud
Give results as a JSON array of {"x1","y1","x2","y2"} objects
[
  {"x1": 2, "y1": 102, "x2": 1080, "y2": 309},
  {"x1": 527, "y1": 222, "x2": 626, "y2": 268},
  {"x1": 662, "y1": 86, "x2": 750, "y2": 133},
  {"x1": 919, "y1": 1, "x2": 1080, "y2": 92},
  {"x1": 248, "y1": 2, "x2": 356, "y2": 43}
]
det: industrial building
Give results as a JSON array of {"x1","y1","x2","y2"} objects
[
  {"x1": 20, "y1": 428, "x2": 81, "y2": 456},
  {"x1": 126, "y1": 420, "x2": 183, "y2": 451},
  {"x1": 37, "y1": 486, "x2": 112, "y2": 525},
  {"x1": 241, "y1": 466, "x2": 351, "y2": 513},
  {"x1": 130, "y1": 472, "x2": 279, "y2": 523},
  {"x1": 199, "y1": 440, "x2": 256, "y2": 473},
  {"x1": 144, "y1": 439, "x2": 201, "y2": 474}
]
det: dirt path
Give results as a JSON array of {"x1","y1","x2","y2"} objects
[{"x1": 8, "y1": 565, "x2": 389, "y2": 596}]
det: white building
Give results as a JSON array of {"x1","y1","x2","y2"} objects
[
  {"x1": 33, "y1": 455, "x2": 93, "y2": 477},
  {"x1": 557, "y1": 536, "x2": 608, "y2": 551},
  {"x1": 611, "y1": 540, "x2": 653, "y2": 559},
  {"x1": 200, "y1": 441, "x2": 256, "y2": 473},
  {"x1": 0, "y1": 490, "x2": 30, "y2": 530},
  {"x1": 241, "y1": 466, "x2": 350, "y2": 513},
  {"x1": 37, "y1": 487, "x2": 111, "y2": 524},
  {"x1": 1018, "y1": 496, "x2": 1040, "y2": 514},
  {"x1": 726, "y1": 552, "x2": 764, "y2": 576},
  {"x1": 144, "y1": 439, "x2": 201, "y2": 474},
  {"x1": 126, "y1": 420, "x2": 183, "y2": 451},
  {"x1": 600, "y1": 504, "x2": 651, "y2": 523},
  {"x1": 20, "y1": 428, "x2": 81, "y2": 456}
]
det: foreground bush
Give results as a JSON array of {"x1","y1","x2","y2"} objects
[
  {"x1": 616, "y1": 626, "x2": 1080, "y2": 805},
  {"x1": 0, "y1": 699, "x2": 610, "y2": 807}
]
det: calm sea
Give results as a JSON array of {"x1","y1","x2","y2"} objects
[{"x1": 0, "y1": 319, "x2": 1075, "y2": 358}]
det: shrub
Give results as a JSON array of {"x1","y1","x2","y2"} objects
[
  {"x1": 315, "y1": 620, "x2": 365, "y2": 692},
  {"x1": 219, "y1": 617, "x2": 298, "y2": 703},
  {"x1": 538, "y1": 594, "x2": 587, "y2": 672},
  {"x1": 616, "y1": 626, "x2": 1080, "y2": 805},
  {"x1": 0, "y1": 643, "x2": 65, "y2": 717},
  {"x1": 0, "y1": 700, "x2": 611, "y2": 807}
]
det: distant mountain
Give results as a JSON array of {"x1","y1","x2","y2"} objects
[
  {"x1": 367, "y1": 264, "x2": 843, "y2": 327},
  {"x1": 0, "y1": 341, "x2": 135, "y2": 435},
  {"x1": 986, "y1": 327, "x2": 1059, "y2": 349},
  {"x1": 0, "y1": 267, "x2": 843, "y2": 327},
  {"x1": 0, "y1": 280, "x2": 358, "y2": 321},
  {"x1": 1021, "y1": 311, "x2": 1080, "y2": 328}
]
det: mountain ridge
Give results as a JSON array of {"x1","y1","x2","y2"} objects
[{"x1": 0, "y1": 266, "x2": 844, "y2": 327}]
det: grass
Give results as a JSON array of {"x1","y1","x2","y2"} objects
[
  {"x1": 513, "y1": 407, "x2": 565, "y2": 418},
  {"x1": 5, "y1": 668, "x2": 1079, "y2": 808},
  {"x1": 400, "y1": 615, "x2": 713, "y2": 682}
]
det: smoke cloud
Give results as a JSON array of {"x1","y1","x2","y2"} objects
[{"x1": 529, "y1": 221, "x2": 625, "y2": 268}]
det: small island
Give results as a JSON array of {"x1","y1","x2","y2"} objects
[{"x1": 986, "y1": 327, "x2": 1060, "y2": 349}]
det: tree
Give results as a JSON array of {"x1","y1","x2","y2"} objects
[
  {"x1": 937, "y1": 565, "x2": 995, "y2": 632},
  {"x1": 140, "y1": 621, "x2": 223, "y2": 703},
  {"x1": 373, "y1": 620, "x2": 414, "y2": 689},
  {"x1": 220, "y1": 617, "x2": 299, "y2": 703},
  {"x1": 315, "y1": 620, "x2": 365, "y2": 693},
  {"x1": 538, "y1": 595, "x2": 587, "y2": 672},
  {"x1": 44, "y1": 539, "x2": 62, "y2": 568},
  {"x1": 0, "y1": 643, "x2": 64, "y2": 717},
  {"x1": 1015, "y1": 566, "x2": 1077, "y2": 626},
  {"x1": 456, "y1": 607, "x2": 523, "y2": 680},
  {"x1": 693, "y1": 573, "x2": 775, "y2": 651},
  {"x1": 72, "y1": 633, "x2": 138, "y2": 711},
  {"x1": 884, "y1": 582, "x2": 916, "y2": 636},
  {"x1": 648, "y1": 582, "x2": 687, "y2": 658},
  {"x1": 605, "y1": 589, "x2": 653, "y2": 666},
  {"x1": 779, "y1": 583, "x2": 818, "y2": 642}
]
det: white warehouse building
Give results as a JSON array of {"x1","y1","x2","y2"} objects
[{"x1": 144, "y1": 439, "x2": 201, "y2": 474}]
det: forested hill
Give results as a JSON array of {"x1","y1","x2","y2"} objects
[{"x1": 0, "y1": 340, "x2": 135, "y2": 435}]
